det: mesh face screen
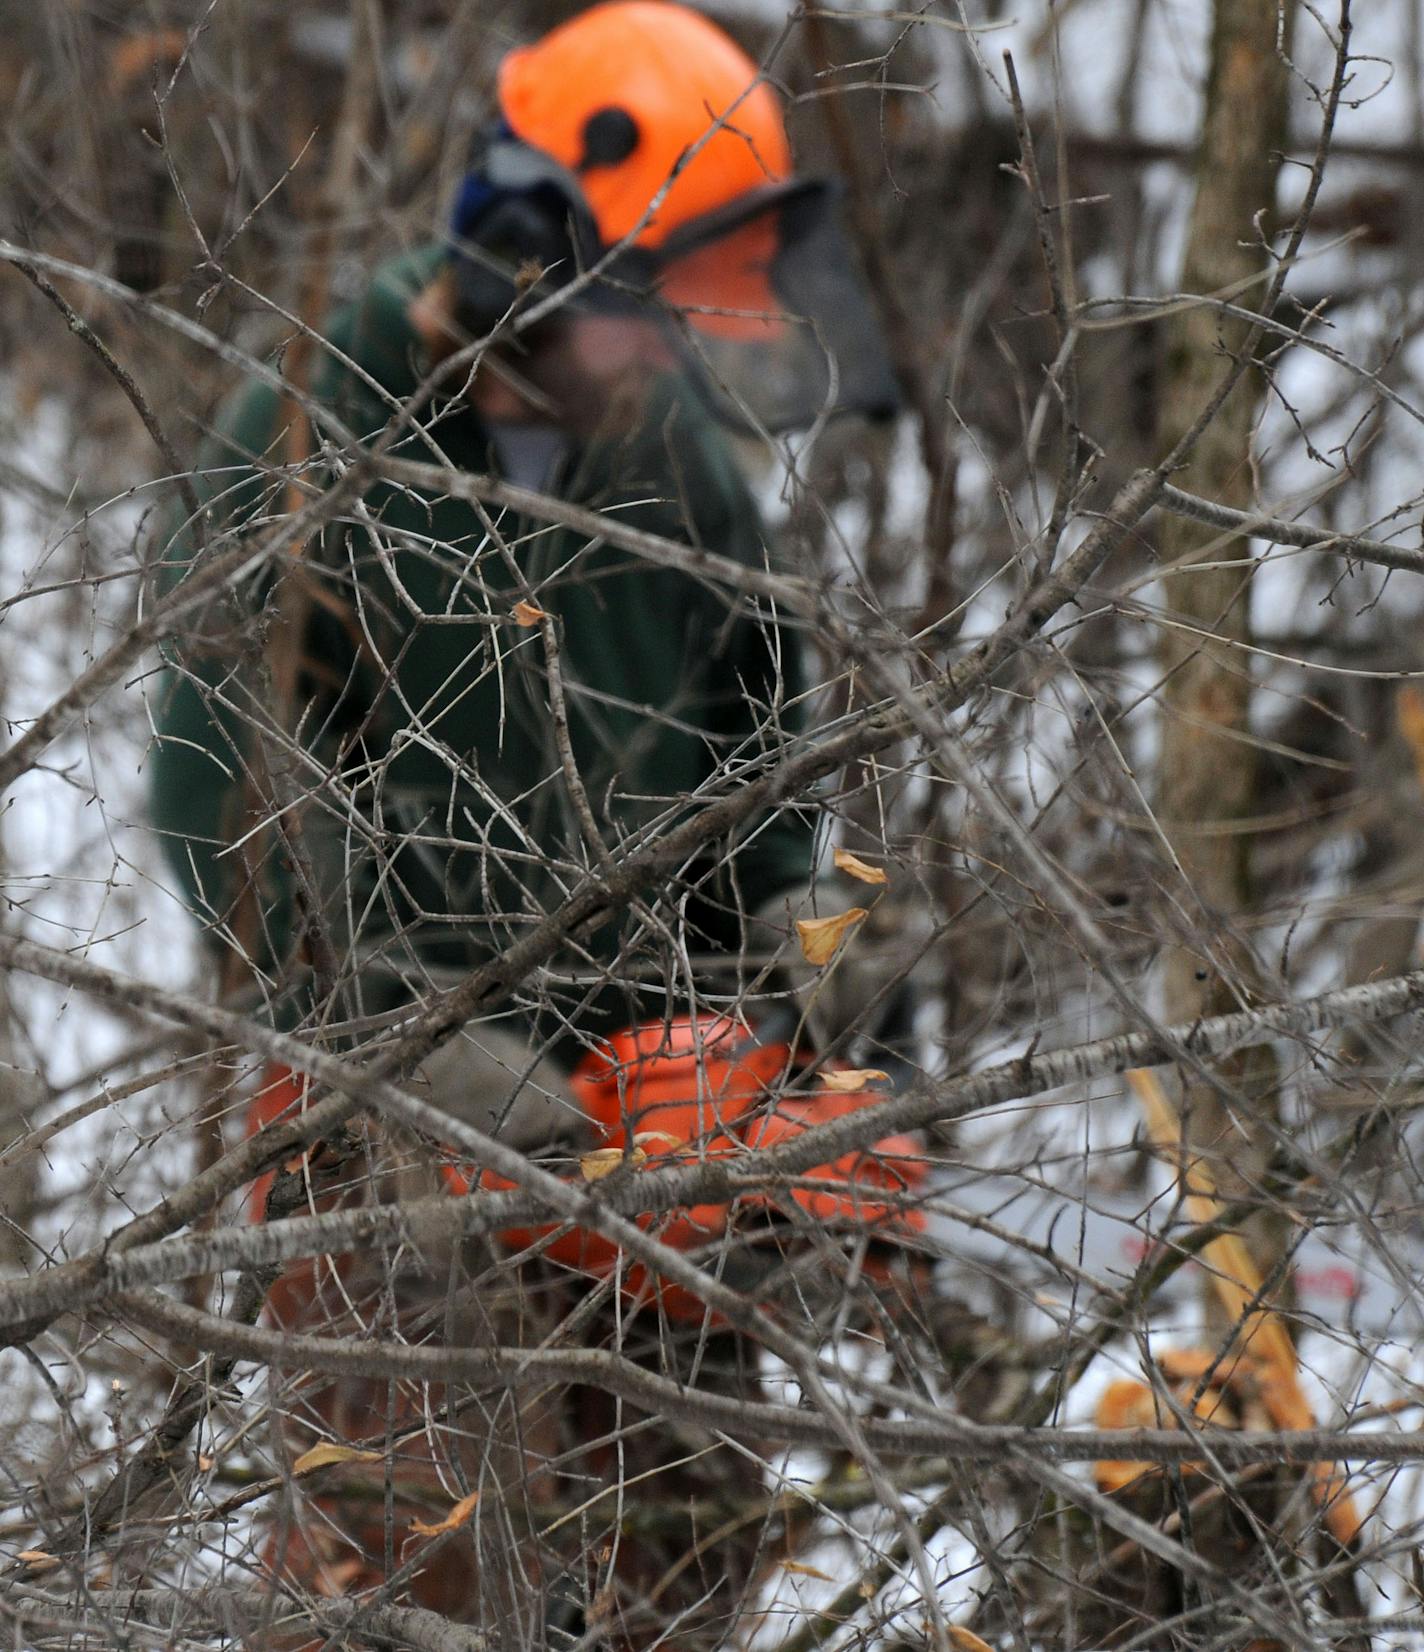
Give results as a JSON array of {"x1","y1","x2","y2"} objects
[{"x1": 653, "y1": 183, "x2": 901, "y2": 432}]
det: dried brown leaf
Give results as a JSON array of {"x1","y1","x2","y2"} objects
[
  {"x1": 833, "y1": 847, "x2": 889, "y2": 885},
  {"x1": 795, "y1": 907, "x2": 868, "y2": 966},
  {"x1": 817, "y1": 1067, "x2": 891, "y2": 1092},
  {"x1": 780, "y1": 1559, "x2": 836, "y2": 1581},
  {"x1": 580, "y1": 1145, "x2": 646, "y2": 1181},
  {"x1": 315, "y1": 1557, "x2": 366, "y2": 1597},
  {"x1": 514, "y1": 259, "x2": 546, "y2": 294},
  {"x1": 631, "y1": 1131, "x2": 681, "y2": 1151},
  {"x1": 512, "y1": 599, "x2": 549, "y2": 627},
  {"x1": 292, "y1": 1442, "x2": 384, "y2": 1475},
  {"x1": 947, "y1": 1629, "x2": 995, "y2": 1652},
  {"x1": 410, "y1": 1490, "x2": 481, "y2": 1537},
  {"x1": 18, "y1": 1551, "x2": 60, "y2": 1574}
]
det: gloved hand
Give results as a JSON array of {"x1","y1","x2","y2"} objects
[
  {"x1": 745, "y1": 879, "x2": 935, "y2": 1053},
  {"x1": 412, "y1": 1021, "x2": 590, "y2": 1154}
]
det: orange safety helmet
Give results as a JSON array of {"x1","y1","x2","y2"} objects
[{"x1": 497, "y1": 1, "x2": 791, "y2": 250}]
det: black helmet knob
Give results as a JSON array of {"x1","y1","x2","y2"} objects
[{"x1": 579, "y1": 107, "x2": 640, "y2": 171}]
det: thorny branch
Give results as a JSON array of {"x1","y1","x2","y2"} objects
[{"x1": 7, "y1": 2, "x2": 1424, "y2": 1647}]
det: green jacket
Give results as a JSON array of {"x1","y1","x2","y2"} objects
[{"x1": 150, "y1": 246, "x2": 813, "y2": 1042}]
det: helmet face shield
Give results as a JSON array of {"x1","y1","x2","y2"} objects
[{"x1": 650, "y1": 181, "x2": 902, "y2": 433}]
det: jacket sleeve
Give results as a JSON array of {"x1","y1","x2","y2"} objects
[
  {"x1": 147, "y1": 378, "x2": 293, "y2": 960},
  {"x1": 710, "y1": 488, "x2": 812, "y2": 925},
  {"x1": 147, "y1": 251, "x2": 436, "y2": 971},
  {"x1": 673, "y1": 420, "x2": 820, "y2": 924}
]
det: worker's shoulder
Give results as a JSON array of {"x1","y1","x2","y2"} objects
[
  {"x1": 319, "y1": 244, "x2": 443, "y2": 398},
  {"x1": 207, "y1": 244, "x2": 442, "y2": 457},
  {"x1": 168, "y1": 246, "x2": 439, "y2": 555}
]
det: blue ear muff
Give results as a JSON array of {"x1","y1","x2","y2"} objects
[
  {"x1": 450, "y1": 191, "x2": 583, "y2": 337},
  {"x1": 451, "y1": 119, "x2": 517, "y2": 242},
  {"x1": 448, "y1": 125, "x2": 605, "y2": 338},
  {"x1": 450, "y1": 171, "x2": 502, "y2": 243}
]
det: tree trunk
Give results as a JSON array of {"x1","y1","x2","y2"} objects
[{"x1": 1154, "y1": 0, "x2": 1293, "y2": 1326}]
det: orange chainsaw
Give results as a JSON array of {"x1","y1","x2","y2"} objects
[{"x1": 250, "y1": 1014, "x2": 929, "y2": 1321}]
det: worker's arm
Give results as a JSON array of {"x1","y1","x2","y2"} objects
[
  {"x1": 706, "y1": 489, "x2": 820, "y2": 921},
  {"x1": 146, "y1": 378, "x2": 294, "y2": 956},
  {"x1": 630, "y1": 387, "x2": 819, "y2": 924}
]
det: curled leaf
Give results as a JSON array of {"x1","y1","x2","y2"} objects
[
  {"x1": 795, "y1": 907, "x2": 868, "y2": 966},
  {"x1": 780, "y1": 1559, "x2": 836, "y2": 1581},
  {"x1": 514, "y1": 258, "x2": 546, "y2": 294},
  {"x1": 315, "y1": 1556, "x2": 365, "y2": 1597},
  {"x1": 631, "y1": 1131, "x2": 682, "y2": 1151},
  {"x1": 833, "y1": 847, "x2": 889, "y2": 885},
  {"x1": 580, "y1": 1145, "x2": 646, "y2": 1182},
  {"x1": 817, "y1": 1068, "x2": 891, "y2": 1093},
  {"x1": 512, "y1": 599, "x2": 549, "y2": 627},
  {"x1": 948, "y1": 1629, "x2": 995, "y2": 1652},
  {"x1": 292, "y1": 1442, "x2": 384, "y2": 1475},
  {"x1": 410, "y1": 1490, "x2": 481, "y2": 1537},
  {"x1": 17, "y1": 1550, "x2": 59, "y2": 1574}
]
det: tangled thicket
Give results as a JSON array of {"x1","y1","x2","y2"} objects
[{"x1": 5, "y1": 2, "x2": 1424, "y2": 1649}]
